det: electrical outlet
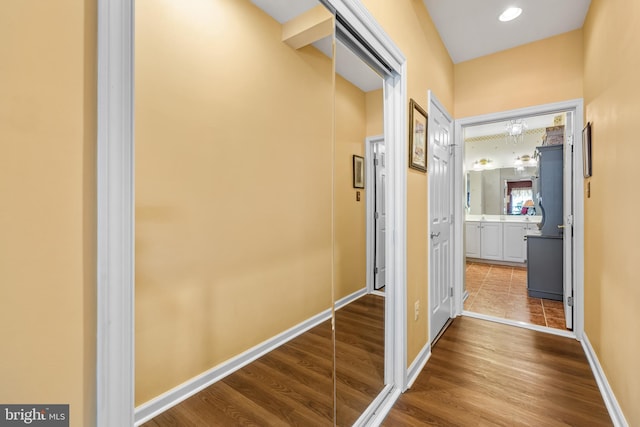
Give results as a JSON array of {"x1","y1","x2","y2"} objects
[{"x1": 414, "y1": 300, "x2": 420, "y2": 321}]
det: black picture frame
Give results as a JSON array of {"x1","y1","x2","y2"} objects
[
  {"x1": 353, "y1": 155, "x2": 364, "y2": 188},
  {"x1": 409, "y1": 98, "x2": 428, "y2": 172},
  {"x1": 583, "y1": 122, "x2": 592, "y2": 178}
]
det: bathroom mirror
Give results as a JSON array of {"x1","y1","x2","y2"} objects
[
  {"x1": 135, "y1": 0, "x2": 335, "y2": 423},
  {"x1": 464, "y1": 112, "x2": 565, "y2": 217}
]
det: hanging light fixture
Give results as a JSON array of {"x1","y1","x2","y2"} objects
[{"x1": 505, "y1": 119, "x2": 528, "y2": 144}]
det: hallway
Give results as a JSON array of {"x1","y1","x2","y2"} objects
[{"x1": 383, "y1": 317, "x2": 611, "y2": 426}]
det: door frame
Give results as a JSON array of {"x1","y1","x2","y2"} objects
[
  {"x1": 365, "y1": 134, "x2": 385, "y2": 294},
  {"x1": 96, "y1": 0, "x2": 410, "y2": 425},
  {"x1": 426, "y1": 90, "x2": 455, "y2": 344},
  {"x1": 453, "y1": 99, "x2": 585, "y2": 340}
]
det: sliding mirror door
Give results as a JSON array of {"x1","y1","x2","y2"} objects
[
  {"x1": 333, "y1": 36, "x2": 386, "y2": 425},
  {"x1": 134, "y1": 0, "x2": 336, "y2": 424}
]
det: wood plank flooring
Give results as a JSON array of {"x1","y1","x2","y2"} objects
[
  {"x1": 383, "y1": 317, "x2": 612, "y2": 426},
  {"x1": 142, "y1": 294, "x2": 385, "y2": 427}
]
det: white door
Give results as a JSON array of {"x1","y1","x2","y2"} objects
[
  {"x1": 563, "y1": 112, "x2": 575, "y2": 329},
  {"x1": 374, "y1": 143, "x2": 386, "y2": 290},
  {"x1": 428, "y1": 92, "x2": 454, "y2": 342}
]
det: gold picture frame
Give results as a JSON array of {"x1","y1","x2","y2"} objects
[
  {"x1": 409, "y1": 98, "x2": 428, "y2": 172},
  {"x1": 353, "y1": 155, "x2": 364, "y2": 188}
]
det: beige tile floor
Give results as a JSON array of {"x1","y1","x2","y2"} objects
[{"x1": 464, "y1": 262, "x2": 568, "y2": 330}]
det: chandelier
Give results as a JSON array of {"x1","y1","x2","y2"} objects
[{"x1": 505, "y1": 119, "x2": 528, "y2": 144}]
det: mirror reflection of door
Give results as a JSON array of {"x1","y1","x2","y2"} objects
[
  {"x1": 463, "y1": 112, "x2": 574, "y2": 333},
  {"x1": 135, "y1": 0, "x2": 336, "y2": 424}
]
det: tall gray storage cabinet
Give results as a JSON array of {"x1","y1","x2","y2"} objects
[{"x1": 527, "y1": 145, "x2": 564, "y2": 301}]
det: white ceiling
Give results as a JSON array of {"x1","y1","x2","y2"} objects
[{"x1": 422, "y1": 0, "x2": 591, "y2": 63}]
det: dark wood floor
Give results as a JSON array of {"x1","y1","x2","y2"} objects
[
  {"x1": 383, "y1": 316, "x2": 612, "y2": 426},
  {"x1": 143, "y1": 294, "x2": 385, "y2": 427}
]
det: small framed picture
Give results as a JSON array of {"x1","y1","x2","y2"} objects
[
  {"x1": 409, "y1": 99, "x2": 428, "y2": 172},
  {"x1": 353, "y1": 155, "x2": 364, "y2": 188},
  {"x1": 583, "y1": 122, "x2": 592, "y2": 178}
]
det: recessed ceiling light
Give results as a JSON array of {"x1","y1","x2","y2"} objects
[{"x1": 499, "y1": 7, "x2": 523, "y2": 22}]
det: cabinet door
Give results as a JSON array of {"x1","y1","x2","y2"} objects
[
  {"x1": 480, "y1": 222, "x2": 503, "y2": 260},
  {"x1": 465, "y1": 222, "x2": 481, "y2": 258},
  {"x1": 503, "y1": 223, "x2": 527, "y2": 262}
]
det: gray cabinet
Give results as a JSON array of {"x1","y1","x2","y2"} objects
[
  {"x1": 527, "y1": 235, "x2": 563, "y2": 300},
  {"x1": 537, "y1": 145, "x2": 564, "y2": 236}
]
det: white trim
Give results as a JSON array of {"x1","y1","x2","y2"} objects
[
  {"x1": 406, "y1": 343, "x2": 431, "y2": 389},
  {"x1": 354, "y1": 385, "x2": 402, "y2": 427},
  {"x1": 134, "y1": 308, "x2": 333, "y2": 426},
  {"x1": 96, "y1": 0, "x2": 134, "y2": 426},
  {"x1": 455, "y1": 99, "x2": 585, "y2": 339},
  {"x1": 365, "y1": 134, "x2": 384, "y2": 294},
  {"x1": 462, "y1": 311, "x2": 575, "y2": 339},
  {"x1": 335, "y1": 287, "x2": 368, "y2": 310},
  {"x1": 581, "y1": 333, "x2": 629, "y2": 427}
]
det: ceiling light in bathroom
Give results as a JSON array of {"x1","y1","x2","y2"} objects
[{"x1": 499, "y1": 7, "x2": 523, "y2": 22}]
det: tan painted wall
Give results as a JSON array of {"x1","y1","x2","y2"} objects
[
  {"x1": 454, "y1": 30, "x2": 584, "y2": 118},
  {"x1": 583, "y1": 0, "x2": 640, "y2": 424},
  {"x1": 0, "y1": 1, "x2": 97, "y2": 426},
  {"x1": 365, "y1": 89, "x2": 384, "y2": 137},
  {"x1": 134, "y1": 0, "x2": 335, "y2": 404},
  {"x1": 362, "y1": 0, "x2": 455, "y2": 365},
  {"x1": 335, "y1": 76, "x2": 367, "y2": 300}
]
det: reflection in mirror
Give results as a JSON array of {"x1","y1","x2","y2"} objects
[
  {"x1": 135, "y1": 0, "x2": 336, "y2": 424},
  {"x1": 332, "y1": 37, "x2": 386, "y2": 425}
]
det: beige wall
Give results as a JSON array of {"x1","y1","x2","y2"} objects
[
  {"x1": 335, "y1": 76, "x2": 368, "y2": 300},
  {"x1": 583, "y1": 0, "x2": 640, "y2": 424},
  {"x1": 362, "y1": 0, "x2": 455, "y2": 365},
  {"x1": 365, "y1": 89, "x2": 384, "y2": 136},
  {"x1": 134, "y1": 0, "x2": 335, "y2": 404},
  {"x1": 455, "y1": 30, "x2": 584, "y2": 118},
  {"x1": 0, "y1": 1, "x2": 97, "y2": 426}
]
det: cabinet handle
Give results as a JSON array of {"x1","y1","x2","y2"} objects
[{"x1": 558, "y1": 225, "x2": 566, "y2": 229}]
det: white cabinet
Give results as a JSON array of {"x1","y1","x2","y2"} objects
[
  {"x1": 466, "y1": 220, "x2": 539, "y2": 263},
  {"x1": 503, "y1": 223, "x2": 527, "y2": 262},
  {"x1": 480, "y1": 222, "x2": 503, "y2": 260},
  {"x1": 465, "y1": 222, "x2": 481, "y2": 258},
  {"x1": 465, "y1": 221, "x2": 503, "y2": 260}
]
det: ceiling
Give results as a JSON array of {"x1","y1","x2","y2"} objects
[
  {"x1": 423, "y1": 0, "x2": 591, "y2": 63},
  {"x1": 253, "y1": 0, "x2": 591, "y2": 90}
]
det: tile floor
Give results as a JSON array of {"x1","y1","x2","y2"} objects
[{"x1": 464, "y1": 262, "x2": 568, "y2": 330}]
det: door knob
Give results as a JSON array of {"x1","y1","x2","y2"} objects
[
  {"x1": 430, "y1": 232, "x2": 440, "y2": 239},
  {"x1": 557, "y1": 225, "x2": 566, "y2": 229}
]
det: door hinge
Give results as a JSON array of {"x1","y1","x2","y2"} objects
[
  {"x1": 375, "y1": 212, "x2": 379, "y2": 219},
  {"x1": 567, "y1": 214, "x2": 574, "y2": 226},
  {"x1": 567, "y1": 296, "x2": 574, "y2": 307},
  {"x1": 374, "y1": 158, "x2": 379, "y2": 166},
  {"x1": 567, "y1": 135, "x2": 574, "y2": 146},
  {"x1": 450, "y1": 287, "x2": 454, "y2": 297},
  {"x1": 375, "y1": 267, "x2": 379, "y2": 274}
]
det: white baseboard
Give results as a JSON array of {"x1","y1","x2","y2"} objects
[
  {"x1": 581, "y1": 333, "x2": 629, "y2": 427},
  {"x1": 134, "y1": 308, "x2": 332, "y2": 425},
  {"x1": 406, "y1": 342, "x2": 431, "y2": 389},
  {"x1": 335, "y1": 287, "x2": 368, "y2": 310}
]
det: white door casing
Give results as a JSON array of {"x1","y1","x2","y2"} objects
[
  {"x1": 428, "y1": 92, "x2": 454, "y2": 342},
  {"x1": 563, "y1": 111, "x2": 575, "y2": 329}
]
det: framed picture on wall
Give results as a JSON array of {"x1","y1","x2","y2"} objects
[
  {"x1": 409, "y1": 98, "x2": 428, "y2": 172},
  {"x1": 353, "y1": 155, "x2": 364, "y2": 188},
  {"x1": 583, "y1": 122, "x2": 592, "y2": 178}
]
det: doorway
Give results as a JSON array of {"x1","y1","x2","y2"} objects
[
  {"x1": 453, "y1": 99, "x2": 585, "y2": 339},
  {"x1": 366, "y1": 135, "x2": 386, "y2": 294}
]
